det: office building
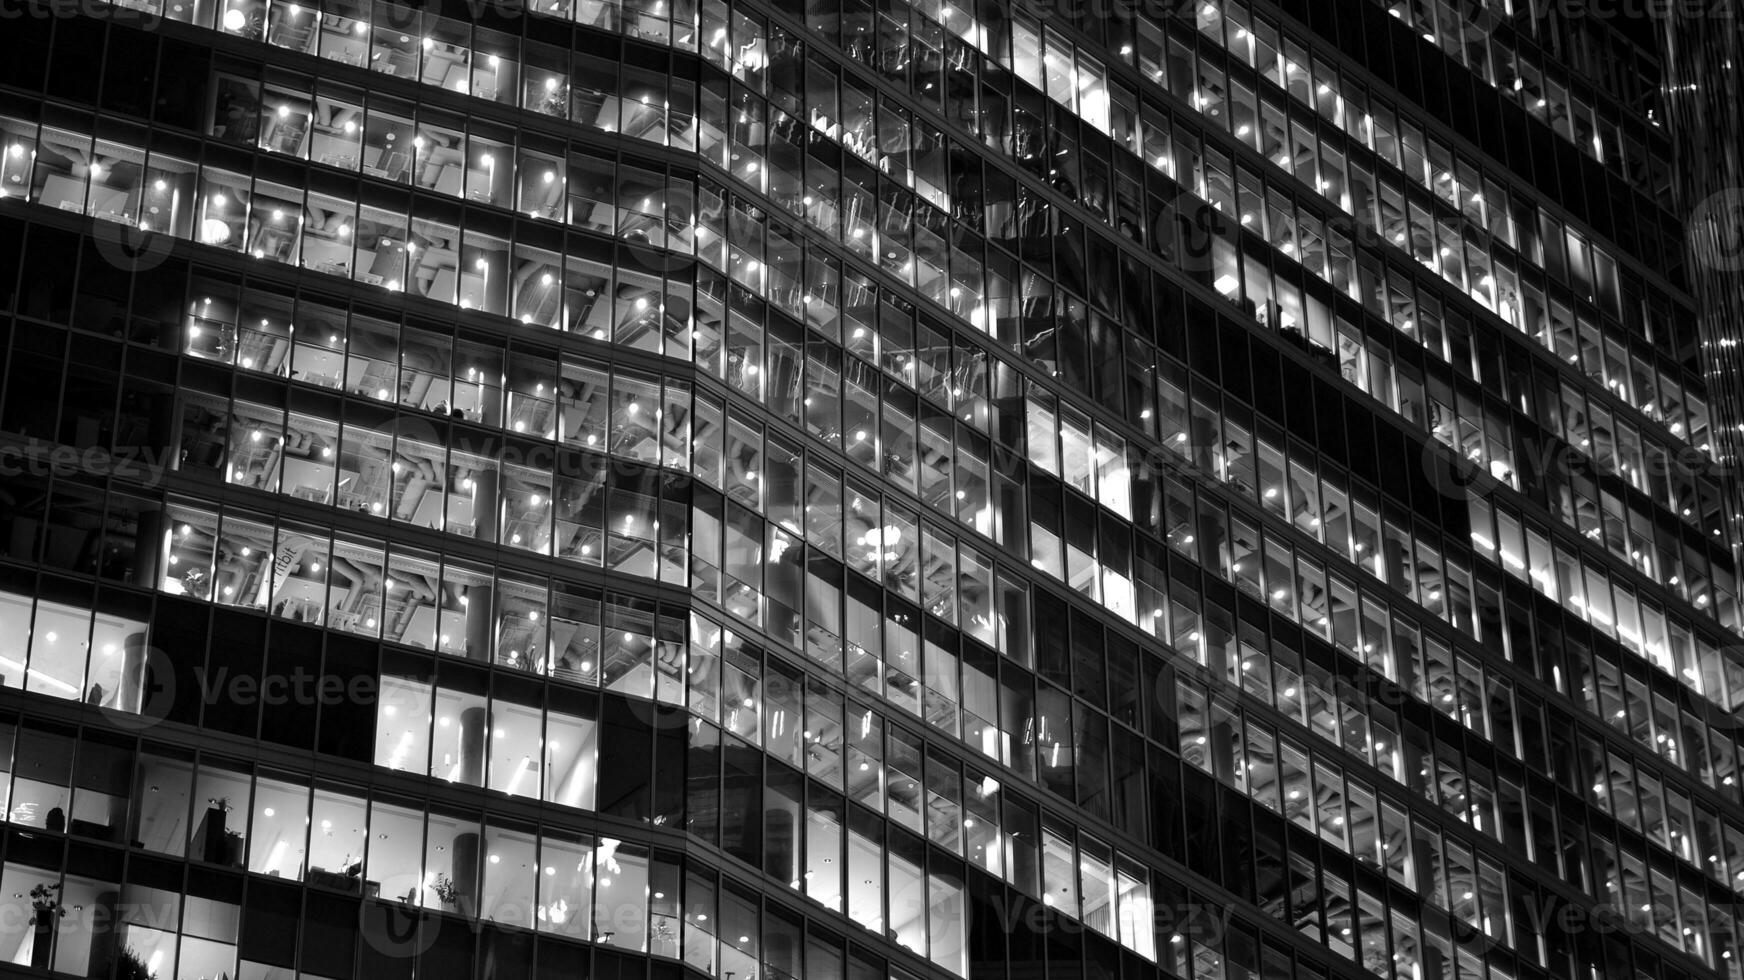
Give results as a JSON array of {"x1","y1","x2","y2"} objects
[
  {"x1": 1661, "y1": 1, "x2": 1744, "y2": 540},
  {"x1": 0, "y1": 0, "x2": 1741, "y2": 978}
]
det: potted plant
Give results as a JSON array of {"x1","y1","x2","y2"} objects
[
  {"x1": 114, "y1": 946, "x2": 156, "y2": 980},
  {"x1": 28, "y1": 883, "x2": 65, "y2": 969},
  {"x1": 431, "y1": 873, "x2": 460, "y2": 912}
]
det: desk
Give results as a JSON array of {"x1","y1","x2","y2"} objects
[{"x1": 306, "y1": 868, "x2": 380, "y2": 896}]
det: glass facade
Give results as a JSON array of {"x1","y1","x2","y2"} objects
[
  {"x1": 0, "y1": 1, "x2": 1739, "y2": 980},
  {"x1": 1660, "y1": 1, "x2": 1744, "y2": 549}
]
